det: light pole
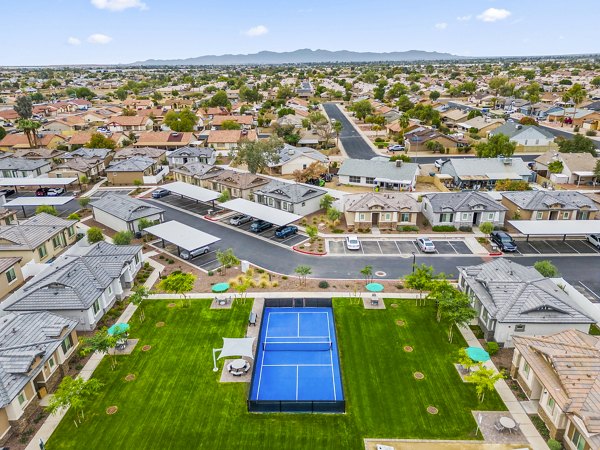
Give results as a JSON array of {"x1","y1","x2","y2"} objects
[{"x1": 411, "y1": 252, "x2": 416, "y2": 272}]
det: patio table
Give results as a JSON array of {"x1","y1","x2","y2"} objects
[
  {"x1": 231, "y1": 359, "x2": 247, "y2": 371},
  {"x1": 499, "y1": 416, "x2": 517, "y2": 431}
]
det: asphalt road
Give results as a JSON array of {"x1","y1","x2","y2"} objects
[
  {"x1": 146, "y1": 200, "x2": 600, "y2": 296},
  {"x1": 322, "y1": 103, "x2": 378, "y2": 160},
  {"x1": 539, "y1": 125, "x2": 600, "y2": 149}
]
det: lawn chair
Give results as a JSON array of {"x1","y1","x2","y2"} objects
[
  {"x1": 249, "y1": 312, "x2": 257, "y2": 326},
  {"x1": 494, "y1": 421, "x2": 505, "y2": 432}
]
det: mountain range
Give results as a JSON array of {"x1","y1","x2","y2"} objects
[{"x1": 129, "y1": 48, "x2": 464, "y2": 66}]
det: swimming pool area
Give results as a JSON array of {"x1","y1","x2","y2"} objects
[{"x1": 248, "y1": 301, "x2": 344, "y2": 413}]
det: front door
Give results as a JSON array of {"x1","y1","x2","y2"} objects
[
  {"x1": 472, "y1": 212, "x2": 479, "y2": 225},
  {"x1": 372, "y1": 212, "x2": 379, "y2": 225},
  {"x1": 549, "y1": 210, "x2": 558, "y2": 220}
]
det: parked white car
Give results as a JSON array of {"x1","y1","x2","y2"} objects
[
  {"x1": 587, "y1": 234, "x2": 600, "y2": 249},
  {"x1": 416, "y1": 237, "x2": 436, "y2": 253},
  {"x1": 345, "y1": 235, "x2": 361, "y2": 251}
]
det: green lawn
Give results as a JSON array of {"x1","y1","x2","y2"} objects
[{"x1": 47, "y1": 299, "x2": 505, "y2": 449}]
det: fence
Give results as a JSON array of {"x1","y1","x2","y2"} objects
[
  {"x1": 247, "y1": 399, "x2": 346, "y2": 413},
  {"x1": 264, "y1": 298, "x2": 333, "y2": 308}
]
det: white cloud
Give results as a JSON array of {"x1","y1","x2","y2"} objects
[
  {"x1": 91, "y1": 0, "x2": 147, "y2": 11},
  {"x1": 477, "y1": 8, "x2": 511, "y2": 22},
  {"x1": 434, "y1": 22, "x2": 448, "y2": 30},
  {"x1": 457, "y1": 15, "x2": 472, "y2": 21},
  {"x1": 67, "y1": 37, "x2": 81, "y2": 46},
  {"x1": 87, "y1": 33, "x2": 113, "y2": 44},
  {"x1": 244, "y1": 25, "x2": 269, "y2": 37}
]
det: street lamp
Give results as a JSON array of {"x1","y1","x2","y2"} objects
[{"x1": 411, "y1": 252, "x2": 416, "y2": 272}]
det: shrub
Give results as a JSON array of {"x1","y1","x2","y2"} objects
[
  {"x1": 534, "y1": 260, "x2": 559, "y2": 278},
  {"x1": 374, "y1": 137, "x2": 384, "y2": 143},
  {"x1": 458, "y1": 225, "x2": 472, "y2": 232},
  {"x1": 547, "y1": 439, "x2": 562, "y2": 450},
  {"x1": 271, "y1": 282, "x2": 279, "y2": 288},
  {"x1": 574, "y1": 126, "x2": 580, "y2": 133},
  {"x1": 432, "y1": 225, "x2": 456, "y2": 232},
  {"x1": 67, "y1": 212, "x2": 80, "y2": 221},
  {"x1": 75, "y1": 363, "x2": 83, "y2": 371},
  {"x1": 397, "y1": 225, "x2": 419, "y2": 232},
  {"x1": 477, "y1": 237, "x2": 488, "y2": 245},
  {"x1": 422, "y1": 219, "x2": 430, "y2": 227},
  {"x1": 486, "y1": 341, "x2": 500, "y2": 356},
  {"x1": 207, "y1": 271, "x2": 214, "y2": 277},
  {"x1": 478, "y1": 222, "x2": 494, "y2": 235},
  {"x1": 113, "y1": 230, "x2": 134, "y2": 245},
  {"x1": 87, "y1": 227, "x2": 104, "y2": 244},
  {"x1": 318, "y1": 280, "x2": 329, "y2": 289},
  {"x1": 282, "y1": 275, "x2": 288, "y2": 280},
  {"x1": 586, "y1": 130, "x2": 597, "y2": 136},
  {"x1": 396, "y1": 283, "x2": 404, "y2": 289}
]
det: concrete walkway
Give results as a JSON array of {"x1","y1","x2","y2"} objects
[{"x1": 458, "y1": 325, "x2": 548, "y2": 450}]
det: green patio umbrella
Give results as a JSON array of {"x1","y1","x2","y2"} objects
[
  {"x1": 108, "y1": 323, "x2": 130, "y2": 336},
  {"x1": 365, "y1": 282, "x2": 384, "y2": 292},
  {"x1": 466, "y1": 347, "x2": 490, "y2": 362},
  {"x1": 211, "y1": 282, "x2": 230, "y2": 293}
]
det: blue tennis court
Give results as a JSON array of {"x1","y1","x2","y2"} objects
[{"x1": 249, "y1": 307, "x2": 344, "y2": 412}]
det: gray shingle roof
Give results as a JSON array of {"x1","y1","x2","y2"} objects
[
  {"x1": 255, "y1": 181, "x2": 326, "y2": 204},
  {"x1": 458, "y1": 259, "x2": 594, "y2": 324},
  {"x1": 168, "y1": 146, "x2": 214, "y2": 158},
  {"x1": 0, "y1": 213, "x2": 76, "y2": 251},
  {"x1": 0, "y1": 311, "x2": 77, "y2": 407},
  {"x1": 424, "y1": 191, "x2": 507, "y2": 213},
  {"x1": 269, "y1": 144, "x2": 328, "y2": 167},
  {"x1": 0, "y1": 157, "x2": 50, "y2": 171},
  {"x1": 0, "y1": 257, "x2": 21, "y2": 274},
  {"x1": 65, "y1": 148, "x2": 112, "y2": 159},
  {"x1": 344, "y1": 192, "x2": 419, "y2": 212},
  {"x1": 105, "y1": 156, "x2": 155, "y2": 172},
  {"x1": 338, "y1": 159, "x2": 420, "y2": 182},
  {"x1": 442, "y1": 157, "x2": 531, "y2": 179},
  {"x1": 2, "y1": 241, "x2": 141, "y2": 312},
  {"x1": 502, "y1": 191, "x2": 599, "y2": 211},
  {"x1": 91, "y1": 194, "x2": 163, "y2": 222},
  {"x1": 490, "y1": 123, "x2": 555, "y2": 140}
]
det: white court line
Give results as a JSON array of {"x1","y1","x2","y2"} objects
[
  {"x1": 263, "y1": 335, "x2": 330, "y2": 339},
  {"x1": 327, "y1": 310, "x2": 337, "y2": 401},
  {"x1": 297, "y1": 312, "x2": 300, "y2": 338},
  {"x1": 267, "y1": 311, "x2": 329, "y2": 315},
  {"x1": 296, "y1": 366, "x2": 299, "y2": 401},
  {"x1": 262, "y1": 364, "x2": 333, "y2": 367},
  {"x1": 255, "y1": 312, "x2": 272, "y2": 399}
]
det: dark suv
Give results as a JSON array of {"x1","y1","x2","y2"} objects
[
  {"x1": 275, "y1": 225, "x2": 298, "y2": 239},
  {"x1": 490, "y1": 230, "x2": 517, "y2": 252},
  {"x1": 250, "y1": 220, "x2": 272, "y2": 233}
]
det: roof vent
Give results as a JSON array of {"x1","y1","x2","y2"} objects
[
  {"x1": 171, "y1": 132, "x2": 179, "y2": 137},
  {"x1": 396, "y1": 160, "x2": 403, "y2": 168}
]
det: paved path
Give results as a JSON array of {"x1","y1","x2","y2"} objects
[{"x1": 323, "y1": 102, "x2": 378, "y2": 159}]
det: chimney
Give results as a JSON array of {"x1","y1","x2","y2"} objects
[{"x1": 396, "y1": 160, "x2": 403, "y2": 168}]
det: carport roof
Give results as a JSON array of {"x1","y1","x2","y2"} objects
[
  {"x1": 144, "y1": 220, "x2": 220, "y2": 251},
  {"x1": 219, "y1": 198, "x2": 302, "y2": 226},
  {"x1": 509, "y1": 220, "x2": 600, "y2": 236},
  {"x1": 161, "y1": 181, "x2": 219, "y2": 203},
  {"x1": 4, "y1": 196, "x2": 75, "y2": 206},
  {"x1": 0, "y1": 177, "x2": 77, "y2": 186}
]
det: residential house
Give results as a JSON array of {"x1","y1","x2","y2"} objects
[
  {"x1": 167, "y1": 146, "x2": 216, "y2": 167},
  {"x1": 91, "y1": 194, "x2": 164, "y2": 232},
  {"x1": 106, "y1": 115, "x2": 153, "y2": 133},
  {"x1": 133, "y1": 131, "x2": 196, "y2": 149},
  {"x1": 0, "y1": 157, "x2": 51, "y2": 178},
  {"x1": 203, "y1": 169, "x2": 269, "y2": 200},
  {"x1": 404, "y1": 127, "x2": 469, "y2": 154},
  {"x1": 66, "y1": 131, "x2": 127, "y2": 149},
  {"x1": 268, "y1": 144, "x2": 329, "y2": 175},
  {"x1": 0, "y1": 213, "x2": 77, "y2": 263},
  {"x1": 338, "y1": 159, "x2": 419, "y2": 191},
  {"x1": 488, "y1": 123, "x2": 558, "y2": 152},
  {"x1": 343, "y1": 192, "x2": 420, "y2": 231},
  {"x1": 0, "y1": 312, "x2": 78, "y2": 442},
  {"x1": 422, "y1": 191, "x2": 507, "y2": 228},
  {"x1": 172, "y1": 162, "x2": 224, "y2": 186},
  {"x1": 501, "y1": 191, "x2": 598, "y2": 221},
  {"x1": 49, "y1": 157, "x2": 106, "y2": 181},
  {"x1": 0, "y1": 257, "x2": 24, "y2": 299},
  {"x1": 0, "y1": 209, "x2": 17, "y2": 226},
  {"x1": 105, "y1": 156, "x2": 159, "y2": 186},
  {"x1": 441, "y1": 109, "x2": 469, "y2": 128},
  {"x1": 456, "y1": 117, "x2": 504, "y2": 137},
  {"x1": 253, "y1": 181, "x2": 326, "y2": 216},
  {"x1": 534, "y1": 151, "x2": 599, "y2": 185},
  {"x1": 12, "y1": 148, "x2": 65, "y2": 161},
  {"x1": 547, "y1": 108, "x2": 600, "y2": 129},
  {"x1": 211, "y1": 115, "x2": 254, "y2": 130},
  {"x1": 1, "y1": 241, "x2": 142, "y2": 331},
  {"x1": 113, "y1": 146, "x2": 166, "y2": 163},
  {"x1": 206, "y1": 129, "x2": 257, "y2": 151},
  {"x1": 457, "y1": 259, "x2": 594, "y2": 346},
  {"x1": 511, "y1": 330, "x2": 600, "y2": 448},
  {"x1": 0, "y1": 134, "x2": 66, "y2": 151},
  {"x1": 440, "y1": 157, "x2": 532, "y2": 189},
  {"x1": 64, "y1": 147, "x2": 113, "y2": 168}
]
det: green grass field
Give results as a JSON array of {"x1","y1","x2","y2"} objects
[{"x1": 47, "y1": 299, "x2": 505, "y2": 449}]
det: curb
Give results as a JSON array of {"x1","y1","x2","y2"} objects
[
  {"x1": 292, "y1": 245, "x2": 327, "y2": 256},
  {"x1": 488, "y1": 252, "x2": 503, "y2": 257}
]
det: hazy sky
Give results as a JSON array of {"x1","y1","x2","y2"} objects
[{"x1": 2, "y1": 0, "x2": 598, "y2": 65}]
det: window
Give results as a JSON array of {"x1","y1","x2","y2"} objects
[
  {"x1": 487, "y1": 212, "x2": 495, "y2": 221},
  {"x1": 562, "y1": 211, "x2": 570, "y2": 219},
  {"x1": 282, "y1": 202, "x2": 288, "y2": 211},
  {"x1": 515, "y1": 324, "x2": 526, "y2": 332},
  {"x1": 383, "y1": 213, "x2": 391, "y2": 221},
  {"x1": 523, "y1": 361, "x2": 530, "y2": 376},
  {"x1": 6, "y1": 267, "x2": 16, "y2": 284},
  {"x1": 92, "y1": 299, "x2": 101, "y2": 315},
  {"x1": 38, "y1": 244, "x2": 48, "y2": 259},
  {"x1": 439, "y1": 213, "x2": 454, "y2": 223},
  {"x1": 61, "y1": 333, "x2": 74, "y2": 354},
  {"x1": 365, "y1": 177, "x2": 375, "y2": 184},
  {"x1": 17, "y1": 392, "x2": 26, "y2": 405},
  {"x1": 461, "y1": 213, "x2": 469, "y2": 221},
  {"x1": 359, "y1": 213, "x2": 365, "y2": 221},
  {"x1": 536, "y1": 211, "x2": 543, "y2": 220},
  {"x1": 301, "y1": 202, "x2": 305, "y2": 207},
  {"x1": 572, "y1": 430, "x2": 586, "y2": 450},
  {"x1": 52, "y1": 236, "x2": 62, "y2": 249},
  {"x1": 134, "y1": 253, "x2": 140, "y2": 265},
  {"x1": 36, "y1": 168, "x2": 42, "y2": 176},
  {"x1": 67, "y1": 226, "x2": 75, "y2": 237},
  {"x1": 267, "y1": 197, "x2": 274, "y2": 206},
  {"x1": 547, "y1": 396, "x2": 555, "y2": 411},
  {"x1": 349, "y1": 176, "x2": 361, "y2": 183},
  {"x1": 108, "y1": 285, "x2": 112, "y2": 295},
  {"x1": 400, "y1": 213, "x2": 410, "y2": 222},
  {"x1": 49, "y1": 357, "x2": 55, "y2": 369}
]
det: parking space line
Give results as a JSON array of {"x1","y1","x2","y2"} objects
[
  {"x1": 376, "y1": 241, "x2": 383, "y2": 254},
  {"x1": 394, "y1": 241, "x2": 402, "y2": 254},
  {"x1": 583, "y1": 240, "x2": 600, "y2": 253},
  {"x1": 562, "y1": 241, "x2": 580, "y2": 254},
  {"x1": 543, "y1": 240, "x2": 561, "y2": 253},
  {"x1": 447, "y1": 241, "x2": 459, "y2": 254},
  {"x1": 579, "y1": 282, "x2": 600, "y2": 301},
  {"x1": 527, "y1": 243, "x2": 541, "y2": 254}
]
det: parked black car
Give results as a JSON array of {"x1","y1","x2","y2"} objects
[
  {"x1": 490, "y1": 231, "x2": 517, "y2": 252},
  {"x1": 250, "y1": 220, "x2": 272, "y2": 233},
  {"x1": 275, "y1": 225, "x2": 298, "y2": 239}
]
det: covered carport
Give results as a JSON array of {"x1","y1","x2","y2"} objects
[
  {"x1": 3, "y1": 196, "x2": 75, "y2": 217},
  {"x1": 219, "y1": 198, "x2": 302, "y2": 226},
  {"x1": 144, "y1": 220, "x2": 221, "y2": 257},
  {"x1": 508, "y1": 220, "x2": 600, "y2": 241},
  {"x1": 0, "y1": 177, "x2": 79, "y2": 192},
  {"x1": 161, "y1": 181, "x2": 219, "y2": 208}
]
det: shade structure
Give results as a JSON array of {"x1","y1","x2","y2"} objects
[
  {"x1": 4, "y1": 196, "x2": 75, "y2": 207},
  {"x1": 160, "y1": 181, "x2": 219, "y2": 203},
  {"x1": 108, "y1": 323, "x2": 130, "y2": 336},
  {"x1": 211, "y1": 282, "x2": 230, "y2": 293},
  {"x1": 0, "y1": 177, "x2": 77, "y2": 187},
  {"x1": 144, "y1": 220, "x2": 220, "y2": 251},
  {"x1": 219, "y1": 198, "x2": 302, "y2": 226},
  {"x1": 466, "y1": 347, "x2": 490, "y2": 362},
  {"x1": 366, "y1": 282, "x2": 384, "y2": 292},
  {"x1": 218, "y1": 337, "x2": 255, "y2": 360},
  {"x1": 508, "y1": 220, "x2": 600, "y2": 237}
]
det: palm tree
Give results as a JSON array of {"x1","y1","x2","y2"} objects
[
  {"x1": 16, "y1": 118, "x2": 41, "y2": 148},
  {"x1": 397, "y1": 114, "x2": 409, "y2": 131},
  {"x1": 333, "y1": 120, "x2": 343, "y2": 147},
  {"x1": 564, "y1": 83, "x2": 586, "y2": 128}
]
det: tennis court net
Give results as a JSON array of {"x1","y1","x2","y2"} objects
[{"x1": 262, "y1": 341, "x2": 332, "y2": 352}]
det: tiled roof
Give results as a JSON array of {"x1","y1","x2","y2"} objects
[
  {"x1": 91, "y1": 194, "x2": 163, "y2": 221},
  {"x1": 255, "y1": 181, "x2": 326, "y2": 204},
  {"x1": 338, "y1": 159, "x2": 419, "y2": 183},
  {"x1": 0, "y1": 213, "x2": 76, "y2": 250},
  {"x1": 424, "y1": 191, "x2": 507, "y2": 213},
  {"x1": 106, "y1": 156, "x2": 155, "y2": 172},
  {"x1": 345, "y1": 192, "x2": 419, "y2": 212},
  {"x1": 502, "y1": 191, "x2": 598, "y2": 211}
]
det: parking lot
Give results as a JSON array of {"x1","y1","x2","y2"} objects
[
  {"x1": 218, "y1": 216, "x2": 307, "y2": 248},
  {"x1": 153, "y1": 194, "x2": 220, "y2": 216},
  {"x1": 153, "y1": 241, "x2": 223, "y2": 271},
  {"x1": 513, "y1": 239, "x2": 600, "y2": 255},
  {"x1": 328, "y1": 239, "x2": 473, "y2": 256}
]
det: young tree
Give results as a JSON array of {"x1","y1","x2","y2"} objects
[
  {"x1": 78, "y1": 197, "x2": 90, "y2": 209},
  {"x1": 478, "y1": 222, "x2": 494, "y2": 235},
  {"x1": 405, "y1": 264, "x2": 436, "y2": 306},
  {"x1": 87, "y1": 227, "x2": 105, "y2": 244},
  {"x1": 475, "y1": 134, "x2": 516, "y2": 158},
  {"x1": 216, "y1": 248, "x2": 240, "y2": 275},
  {"x1": 558, "y1": 134, "x2": 596, "y2": 155},
  {"x1": 158, "y1": 271, "x2": 196, "y2": 307},
  {"x1": 305, "y1": 225, "x2": 318, "y2": 243},
  {"x1": 81, "y1": 327, "x2": 119, "y2": 369},
  {"x1": 351, "y1": 99, "x2": 373, "y2": 121},
  {"x1": 163, "y1": 108, "x2": 198, "y2": 132},
  {"x1": 360, "y1": 265, "x2": 373, "y2": 284},
  {"x1": 85, "y1": 132, "x2": 116, "y2": 150},
  {"x1": 326, "y1": 207, "x2": 341, "y2": 228},
  {"x1": 457, "y1": 348, "x2": 478, "y2": 373},
  {"x1": 425, "y1": 141, "x2": 445, "y2": 154},
  {"x1": 36, "y1": 205, "x2": 58, "y2": 216},
  {"x1": 333, "y1": 120, "x2": 343, "y2": 147},
  {"x1": 230, "y1": 136, "x2": 283, "y2": 174},
  {"x1": 426, "y1": 278, "x2": 454, "y2": 322},
  {"x1": 319, "y1": 194, "x2": 335, "y2": 211},
  {"x1": 45, "y1": 376, "x2": 103, "y2": 425},
  {"x1": 130, "y1": 285, "x2": 150, "y2": 322},
  {"x1": 466, "y1": 365, "x2": 505, "y2": 402},
  {"x1": 440, "y1": 291, "x2": 476, "y2": 343},
  {"x1": 294, "y1": 265, "x2": 312, "y2": 286},
  {"x1": 113, "y1": 230, "x2": 134, "y2": 245},
  {"x1": 217, "y1": 188, "x2": 231, "y2": 203},
  {"x1": 220, "y1": 119, "x2": 241, "y2": 130},
  {"x1": 79, "y1": 175, "x2": 90, "y2": 185},
  {"x1": 534, "y1": 260, "x2": 559, "y2": 278}
]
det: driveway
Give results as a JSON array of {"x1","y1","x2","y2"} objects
[
  {"x1": 322, "y1": 103, "x2": 378, "y2": 160},
  {"x1": 328, "y1": 239, "x2": 472, "y2": 256}
]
